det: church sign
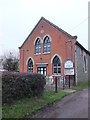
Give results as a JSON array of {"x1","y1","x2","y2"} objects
[
  {"x1": 64, "y1": 60, "x2": 73, "y2": 68},
  {"x1": 64, "y1": 68, "x2": 74, "y2": 75},
  {"x1": 64, "y1": 60, "x2": 74, "y2": 75}
]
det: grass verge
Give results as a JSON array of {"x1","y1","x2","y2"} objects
[
  {"x1": 2, "y1": 90, "x2": 70, "y2": 118},
  {"x1": 72, "y1": 80, "x2": 89, "y2": 90}
]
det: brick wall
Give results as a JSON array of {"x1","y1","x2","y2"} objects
[
  {"x1": 19, "y1": 19, "x2": 76, "y2": 77},
  {"x1": 88, "y1": 55, "x2": 90, "y2": 80}
]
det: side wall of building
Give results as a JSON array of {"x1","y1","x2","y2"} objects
[
  {"x1": 75, "y1": 45, "x2": 88, "y2": 85},
  {"x1": 88, "y1": 55, "x2": 90, "y2": 80},
  {"x1": 88, "y1": 2, "x2": 90, "y2": 81}
]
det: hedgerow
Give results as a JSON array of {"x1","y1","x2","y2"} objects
[{"x1": 2, "y1": 72, "x2": 46, "y2": 104}]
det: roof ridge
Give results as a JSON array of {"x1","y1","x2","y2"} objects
[
  {"x1": 19, "y1": 17, "x2": 77, "y2": 49},
  {"x1": 41, "y1": 17, "x2": 77, "y2": 39}
]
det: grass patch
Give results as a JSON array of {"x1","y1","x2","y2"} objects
[
  {"x1": 72, "y1": 81, "x2": 89, "y2": 90},
  {"x1": 2, "y1": 90, "x2": 70, "y2": 118}
]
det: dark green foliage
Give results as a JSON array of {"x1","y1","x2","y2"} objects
[
  {"x1": 2, "y1": 52, "x2": 19, "y2": 72},
  {"x1": 2, "y1": 72, "x2": 46, "y2": 104}
]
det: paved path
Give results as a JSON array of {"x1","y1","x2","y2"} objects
[{"x1": 34, "y1": 88, "x2": 88, "y2": 118}]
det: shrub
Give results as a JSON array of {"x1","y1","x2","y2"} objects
[
  {"x1": 2, "y1": 72, "x2": 46, "y2": 104},
  {"x1": 2, "y1": 51, "x2": 19, "y2": 72}
]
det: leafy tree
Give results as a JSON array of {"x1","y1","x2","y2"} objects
[{"x1": 2, "y1": 51, "x2": 19, "y2": 72}]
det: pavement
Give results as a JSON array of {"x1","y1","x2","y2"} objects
[
  {"x1": 34, "y1": 88, "x2": 88, "y2": 118},
  {"x1": 62, "y1": 89, "x2": 76, "y2": 93}
]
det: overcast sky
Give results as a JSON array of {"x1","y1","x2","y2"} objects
[{"x1": 0, "y1": 0, "x2": 89, "y2": 56}]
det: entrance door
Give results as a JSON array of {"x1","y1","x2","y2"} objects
[{"x1": 37, "y1": 67, "x2": 47, "y2": 76}]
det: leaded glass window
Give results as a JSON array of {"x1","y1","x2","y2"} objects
[
  {"x1": 27, "y1": 58, "x2": 33, "y2": 72},
  {"x1": 35, "y1": 38, "x2": 41, "y2": 54},
  {"x1": 43, "y1": 36, "x2": 50, "y2": 53},
  {"x1": 52, "y1": 56, "x2": 61, "y2": 74}
]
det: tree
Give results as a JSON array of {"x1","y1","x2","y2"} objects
[{"x1": 2, "y1": 51, "x2": 19, "y2": 72}]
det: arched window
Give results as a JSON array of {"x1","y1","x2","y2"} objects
[
  {"x1": 84, "y1": 56, "x2": 87, "y2": 72},
  {"x1": 43, "y1": 36, "x2": 50, "y2": 53},
  {"x1": 35, "y1": 38, "x2": 41, "y2": 54},
  {"x1": 27, "y1": 58, "x2": 33, "y2": 72},
  {"x1": 52, "y1": 56, "x2": 61, "y2": 74}
]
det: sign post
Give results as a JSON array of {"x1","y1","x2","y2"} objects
[
  {"x1": 55, "y1": 77, "x2": 57, "y2": 93},
  {"x1": 69, "y1": 75, "x2": 70, "y2": 88},
  {"x1": 64, "y1": 60, "x2": 74, "y2": 89},
  {"x1": 63, "y1": 76, "x2": 64, "y2": 90}
]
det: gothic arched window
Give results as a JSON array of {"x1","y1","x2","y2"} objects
[
  {"x1": 52, "y1": 56, "x2": 61, "y2": 74},
  {"x1": 35, "y1": 38, "x2": 41, "y2": 54},
  {"x1": 27, "y1": 58, "x2": 33, "y2": 72},
  {"x1": 43, "y1": 36, "x2": 50, "y2": 53}
]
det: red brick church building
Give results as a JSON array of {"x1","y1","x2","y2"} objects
[{"x1": 19, "y1": 17, "x2": 90, "y2": 85}]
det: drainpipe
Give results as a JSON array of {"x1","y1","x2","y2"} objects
[
  {"x1": 65, "y1": 40, "x2": 73, "y2": 62},
  {"x1": 71, "y1": 40, "x2": 73, "y2": 62},
  {"x1": 22, "y1": 48, "x2": 24, "y2": 72}
]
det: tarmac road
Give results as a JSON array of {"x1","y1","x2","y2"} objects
[{"x1": 34, "y1": 88, "x2": 88, "y2": 118}]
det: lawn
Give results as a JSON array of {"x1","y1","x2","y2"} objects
[
  {"x1": 72, "y1": 80, "x2": 89, "y2": 90},
  {"x1": 3, "y1": 80, "x2": 89, "y2": 118},
  {"x1": 2, "y1": 90, "x2": 70, "y2": 118}
]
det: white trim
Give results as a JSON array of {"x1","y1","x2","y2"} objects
[
  {"x1": 43, "y1": 52, "x2": 50, "y2": 55},
  {"x1": 26, "y1": 57, "x2": 34, "y2": 65},
  {"x1": 34, "y1": 53, "x2": 41, "y2": 55},
  {"x1": 51, "y1": 54, "x2": 62, "y2": 63},
  {"x1": 36, "y1": 63, "x2": 48, "y2": 65},
  {"x1": 52, "y1": 74, "x2": 61, "y2": 77},
  {"x1": 34, "y1": 36, "x2": 42, "y2": 45},
  {"x1": 43, "y1": 34, "x2": 52, "y2": 42}
]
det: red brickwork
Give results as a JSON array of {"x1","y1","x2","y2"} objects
[{"x1": 19, "y1": 18, "x2": 77, "y2": 78}]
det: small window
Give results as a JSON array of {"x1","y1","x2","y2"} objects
[
  {"x1": 80, "y1": 49, "x2": 83, "y2": 56},
  {"x1": 43, "y1": 36, "x2": 50, "y2": 53},
  {"x1": 52, "y1": 56, "x2": 61, "y2": 75},
  {"x1": 84, "y1": 56, "x2": 87, "y2": 72},
  {"x1": 27, "y1": 58, "x2": 33, "y2": 73},
  {"x1": 35, "y1": 38, "x2": 41, "y2": 54},
  {"x1": 37, "y1": 67, "x2": 47, "y2": 76}
]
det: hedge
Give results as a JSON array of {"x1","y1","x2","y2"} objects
[{"x1": 2, "y1": 72, "x2": 46, "y2": 104}]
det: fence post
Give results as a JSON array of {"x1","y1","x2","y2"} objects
[
  {"x1": 63, "y1": 76, "x2": 64, "y2": 90},
  {"x1": 59, "y1": 76, "x2": 61, "y2": 90},
  {"x1": 55, "y1": 76, "x2": 57, "y2": 93},
  {"x1": 69, "y1": 75, "x2": 70, "y2": 89}
]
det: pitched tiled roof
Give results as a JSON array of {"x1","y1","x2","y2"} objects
[{"x1": 19, "y1": 17, "x2": 77, "y2": 49}]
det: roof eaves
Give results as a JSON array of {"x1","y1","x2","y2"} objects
[
  {"x1": 19, "y1": 17, "x2": 44, "y2": 49},
  {"x1": 41, "y1": 17, "x2": 77, "y2": 39},
  {"x1": 19, "y1": 17, "x2": 77, "y2": 49},
  {"x1": 76, "y1": 41, "x2": 90, "y2": 55}
]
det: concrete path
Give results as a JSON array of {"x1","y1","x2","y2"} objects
[
  {"x1": 62, "y1": 89, "x2": 76, "y2": 93},
  {"x1": 34, "y1": 88, "x2": 88, "y2": 118}
]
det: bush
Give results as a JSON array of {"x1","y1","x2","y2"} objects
[
  {"x1": 2, "y1": 72, "x2": 46, "y2": 104},
  {"x1": 2, "y1": 51, "x2": 19, "y2": 72}
]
